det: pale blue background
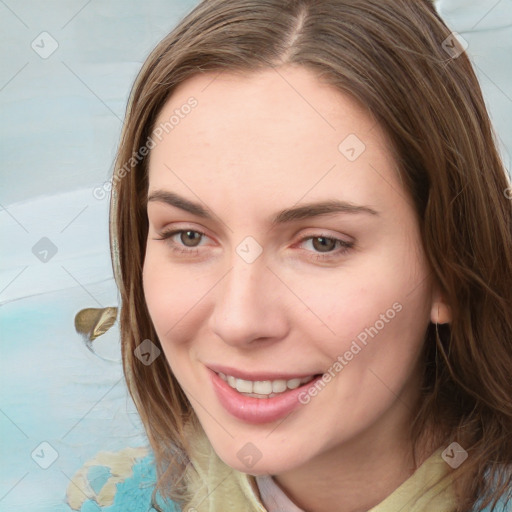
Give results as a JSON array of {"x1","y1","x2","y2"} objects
[{"x1": 0, "y1": 1, "x2": 511, "y2": 511}]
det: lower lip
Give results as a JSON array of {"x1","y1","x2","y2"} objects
[{"x1": 209, "y1": 369, "x2": 322, "y2": 424}]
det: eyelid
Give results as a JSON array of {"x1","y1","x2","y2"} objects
[
  {"x1": 155, "y1": 227, "x2": 212, "y2": 246},
  {"x1": 295, "y1": 227, "x2": 354, "y2": 244},
  {"x1": 294, "y1": 233, "x2": 354, "y2": 259},
  {"x1": 154, "y1": 228, "x2": 350, "y2": 246},
  {"x1": 153, "y1": 221, "x2": 214, "y2": 239}
]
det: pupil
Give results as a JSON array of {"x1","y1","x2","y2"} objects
[
  {"x1": 313, "y1": 237, "x2": 334, "y2": 252},
  {"x1": 182, "y1": 231, "x2": 200, "y2": 247}
]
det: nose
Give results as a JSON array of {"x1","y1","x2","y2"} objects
[{"x1": 209, "y1": 256, "x2": 290, "y2": 348}]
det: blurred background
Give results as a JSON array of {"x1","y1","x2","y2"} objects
[{"x1": 0, "y1": 0, "x2": 511, "y2": 510}]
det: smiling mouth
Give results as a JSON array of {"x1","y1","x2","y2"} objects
[{"x1": 216, "y1": 371, "x2": 319, "y2": 398}]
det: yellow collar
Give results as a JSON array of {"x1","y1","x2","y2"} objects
[{"x1": 183, "y1": 426, "x2": 456, "y2": 512}]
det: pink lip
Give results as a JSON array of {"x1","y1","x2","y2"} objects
[
  {"x1": 208, "y1": 367, "x2": 322, "y2": 424},
  {"x1": 207, "y1": 363, "x2": 318, "y2": 381}
]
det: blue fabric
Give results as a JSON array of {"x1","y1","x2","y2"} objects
[
  {"x1": 87, "y1": 466, "x2": 113, "y2": 495},
  {"x1": 64, "y1": 448, "x2": 511, "y2": 511},
  {"x1": 478, "y1": 502, "x2": 512, "y2": 512},
  {"x1": 67, "y1": 452, "x2": 180, "y2": 512},
  {"x1": 474, "y1": 493, "x2": 512, "y2": 512},
  {"x1": 471, "y1": 466, "x2": 512, "y2": 512}
]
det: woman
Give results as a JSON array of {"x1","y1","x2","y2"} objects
[{"x1": 69, "y1": 0, "x2": 512, "y2": 510}]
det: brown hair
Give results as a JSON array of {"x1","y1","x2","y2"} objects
[{"x1": 109, "y1": 0, "x2": 512, "y2": 510}]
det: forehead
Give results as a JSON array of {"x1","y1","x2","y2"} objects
[
  {"x1": 147, "y1": 65, "x2": 402, "y2": 215},
  {"x1": 153, "y1": 65, "x2": 380, "y2": 146}
]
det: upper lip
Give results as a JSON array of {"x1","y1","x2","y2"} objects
[{"x1": 207, "y1": 363, "x2": 320, "y2": 381}]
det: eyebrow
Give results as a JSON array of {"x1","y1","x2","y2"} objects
[{"x1": 146, "y1": 190, "x2": 379, "y2": 225}]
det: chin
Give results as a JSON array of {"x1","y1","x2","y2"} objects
[{"x1": 211, "y1": 441, "x2": 309, "y2": 477}]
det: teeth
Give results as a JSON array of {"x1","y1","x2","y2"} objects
[
  {"x1": 286, "y1": 378, "x2": 301, "y2": 389},
  {"x1": 217, "y1": 372, "x2": 315, "y2": 397},
  {"x1": 253, "y1": 380, "x2": 273, "y2": 394},
  {"x1": 272, "y1": 380, "x2": 287, "y2": 393},
  {"x1": 236, "y1": 379, "x2": 253, "y2": 393}
]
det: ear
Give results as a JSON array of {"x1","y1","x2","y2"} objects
[{"x1": 430, "y1": 282, "x2": 452, "y2": 325}]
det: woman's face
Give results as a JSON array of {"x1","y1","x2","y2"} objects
[{"x1": 143, "y1": 65, "x2": 443, "y2": 475}]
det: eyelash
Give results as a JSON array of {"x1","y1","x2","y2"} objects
[{"x1": 154, "y1": 228, "x2": 354, "y2": 262}]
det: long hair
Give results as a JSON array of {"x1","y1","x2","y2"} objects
[{"x1": 109, "y1": 1, "x2": 512, "y2": 510}]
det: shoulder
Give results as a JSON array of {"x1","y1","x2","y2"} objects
[{"x1": 64, "y1": 446, "x2": 180, "y2": 511}]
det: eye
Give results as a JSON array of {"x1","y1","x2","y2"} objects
[
  {"x1": 154, "y1": 228, "x2": 354, "y2": 262},
  {"x1": 154, "y1": 228, "x2": 208, "y2": 255},
  {"x1": 297, "y1": 234, "x2": 354, "y2": 261}
]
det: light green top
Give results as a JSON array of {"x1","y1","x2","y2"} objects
[
  {"x1": 66, "y1": 425, "x2": 458, "y2": 511},
  {"x1": 180, "y1": 425, "x2": 457, "y2": 512}
]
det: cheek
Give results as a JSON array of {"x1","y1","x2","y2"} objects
[
  {"x1": 142, "y1": 246, "x2": 219, "y2": 361},
  {"x1": 142, "y1": 255, "x2": 201, "y2": 387},
  {"x1": 292, "y1": 258, "x2": 431, "y2": 363},
  {"x1": 142, "y1": 248, "x2": 196, "y2": 339},
  {"x1": 142, "y1": 234, "x2": 431, "y2": 362}
]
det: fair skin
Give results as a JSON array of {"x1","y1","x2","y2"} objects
[{"x1": 142, "y1": 65, "x2": 451, "y2": 512}]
